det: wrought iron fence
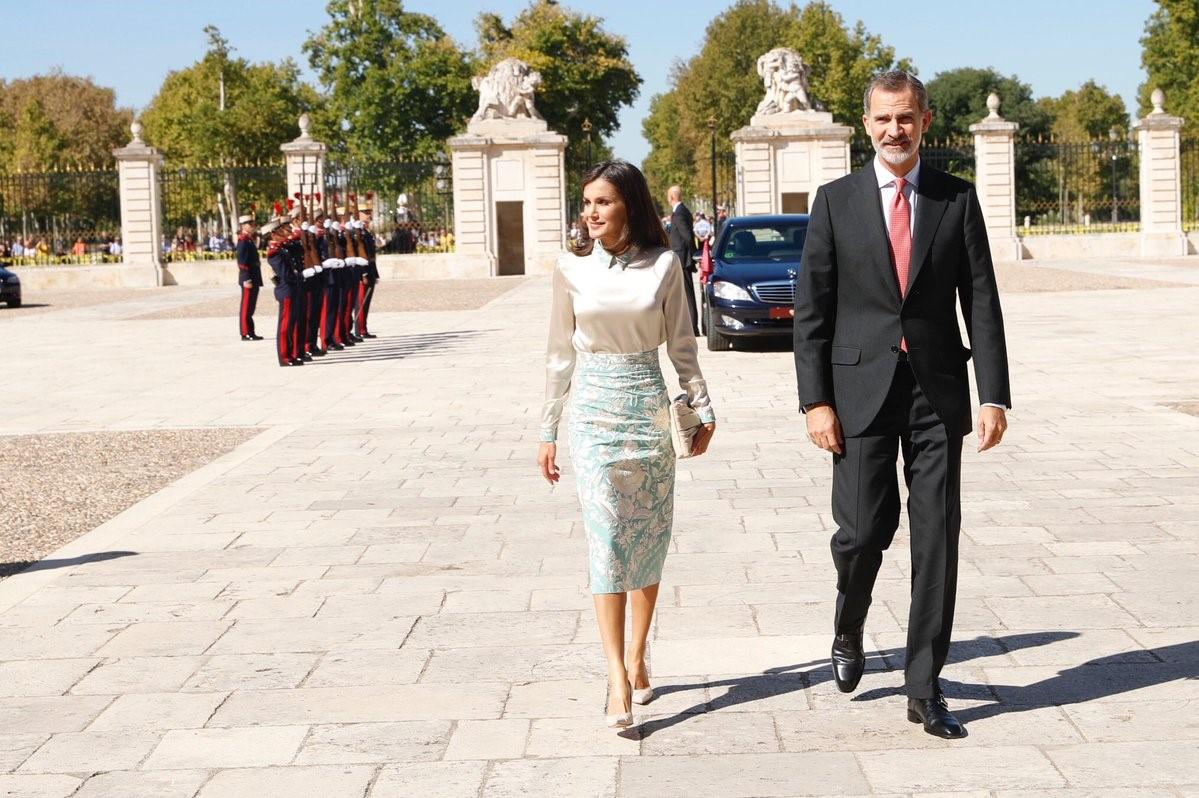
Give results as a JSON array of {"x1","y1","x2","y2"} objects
[
  {"x1": 158, "y1": 161, "x2": 287, "y2": 262},
  {"x1": 325, "y1": 157, "x2": 454, "y2": 254},
  {"x1": 1182, "y1": 136, "x2": 1199, "y2": 232},
  {"x1": 0, "y1": 168, "x2": 121, "y2": 264},
  {"x1": 1016, "y1": 137, "x2": 1140, "y2": 235}
]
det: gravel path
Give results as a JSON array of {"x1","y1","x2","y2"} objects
[
  {"x1": 0, "y1": 428, "x2": 260, "y2": 579},
  {"x1": 0, "y1": 287, "x2": 165, "y2": 320},
  {"x1": 993, "y1": 261, "x2": 1179, "y2": 292}
]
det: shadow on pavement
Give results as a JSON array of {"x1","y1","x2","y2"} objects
[
  {"x1": 0, "y1": 550, "x2": 138, "y2": 579},
  {"x1": 312, "y1": 330, "x2": 493, "y2": 364},
  {"x1": 634, "y1": 631, "x2": 1083, "y2": 738}
]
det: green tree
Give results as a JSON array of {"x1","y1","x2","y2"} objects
[
  {"x1": 0, "y1": 70, "x2": 132, "y2": 172},
  {"x1": 924, "y1": 67, "x2": 1051, "y2": 141},
  {"x1": 304, "y1": 0, "x2": 476, "y2": 160},
  {"x1": 142, "y1": 28, "x2": 317, "y2": 163},
  {"x1": 1040, "y1": 80, "x2": 1128, "y2": 141},
  {"x1": 641, "y1": 0, "x2": 910, "y2": 204},
  {"x1": 476, "y1": 0, "x2": 640, "y2": 192},
  {"x1": 1139, "y1": 0, "x2": 1199, "y2": 123}
]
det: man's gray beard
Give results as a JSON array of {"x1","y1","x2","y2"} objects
[{"x1": 873, "y1": 138, "x2": 917, "y2": 165}]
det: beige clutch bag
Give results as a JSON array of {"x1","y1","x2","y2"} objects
[{"x1": 669, "y1": 394, "x2": 703, "y2": 459}]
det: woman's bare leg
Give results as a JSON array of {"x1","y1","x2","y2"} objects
[
  {"x1": 593, "y1": 592, "x2": 631, "y2": 714},
  {"x1": 626, "y1": 582, "x2": 660, "y2": 690}
]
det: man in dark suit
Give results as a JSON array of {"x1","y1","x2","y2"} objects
[
  {"x1": 235, "y1": 214, "x2": 263, "y2": 341},
  {"x1": 794, "y1": 71, "x2": 1011, "y2": 739},
  {"x1": 667, "y1": 185, "x2": 699, "y2": 334}
]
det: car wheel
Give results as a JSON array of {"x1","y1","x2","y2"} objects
[
  {"x1": 6, "y1": 297, "x2": 19, "y2": 308},
  {"x1": 706, "y1": 309, "x2": 733, "y2": 351}
]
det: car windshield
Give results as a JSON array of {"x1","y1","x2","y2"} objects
[{"x1": 720, "y1": 225, "x2": 807, "y2": 262}]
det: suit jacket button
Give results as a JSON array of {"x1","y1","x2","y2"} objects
[{"x1": 890, "y1": 345, "x2": 899, "y2": 353}]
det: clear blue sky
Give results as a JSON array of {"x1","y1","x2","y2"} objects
[{"x1": 0, "y1": 0, "x2": 1156, "y2": 163}]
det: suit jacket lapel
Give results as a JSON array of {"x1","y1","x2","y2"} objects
[
  {"x1": 850, "y1": 167, "x2": 900, "y2": 300},
  {"x1": 906, "y1": 166, "x2": 948, "y2": 294}
]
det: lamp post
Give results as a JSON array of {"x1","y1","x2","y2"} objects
[
  {"x1": 581, "y1": 117, "x2": 593, "y2": 172},
  {"x1": 708, "y1": 115, "x2": 717, "y2": 216},
  {"x1": 1109, "y1": 127, "x2": 1120, "y2": 225}
]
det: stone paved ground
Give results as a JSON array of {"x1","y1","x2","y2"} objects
[{"x1": 0, "y1": 259, "x2": 1197, "y2": 797}]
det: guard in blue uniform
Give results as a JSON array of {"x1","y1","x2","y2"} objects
[
  {"x1": 355, "y1": 201, "x2": 379, "y2": 339},
  {"x1": 265, "y1": 214, "x2": 303, "y2": 367},
  {"x1": 236, "y1": 214, "x2": 264, "y2": 341}
]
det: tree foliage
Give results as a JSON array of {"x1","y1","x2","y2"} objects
[
  {"x1": 1039, "y1": 80, "x2": 1128, "y2": 141},
  {"x1": 1139, "y1": 0, "x2": 1199, "y2": 124},
  {"x1": 924, "y1": 67, "x2": 1051, "y2": 141},
  {"x1": 641, "y1": 0, "x2": 909, "y2": 203},
  {"x1": 304, "y1": 0, "x2": 476, "y2": 160},
  {"x1": 142, "y1": 28, "x2": 317, "y2": 163},
  {"x1": 476, "y1": 0, "x2": 640, "y2": 192},
  {"x1": 0, "y1": 70, "x2": 132, "y2": 172}
]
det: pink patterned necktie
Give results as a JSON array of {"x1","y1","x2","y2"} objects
[{"x1": 888, "y1": 177, "x2": 912, "y2": 351}]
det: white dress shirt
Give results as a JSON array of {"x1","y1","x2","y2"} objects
[{"x1": 874, "y1": 156, "x2": 920, "y2": 234}]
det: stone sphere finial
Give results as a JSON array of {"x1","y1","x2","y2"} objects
[
  {"x1": 986, "y1": 92, "x2": 1001, "y2": 119},
  {"x1": 298, "y1": 113, "x2": 312, "y2": 138},
  {"x1": 130, "y1": 120, "x2": 144, "y2": 144},
  {"x1": 1151, "y1": 88, "x2": 1165, "y2": 114}
]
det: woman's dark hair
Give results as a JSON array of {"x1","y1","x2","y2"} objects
[{"x1": 570, "y1": 159, "x2": 669, "y2": 257}]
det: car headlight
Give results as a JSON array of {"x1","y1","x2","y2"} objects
[{"x1": 712, "y1": 280, "x2": 752, "y2": 302}]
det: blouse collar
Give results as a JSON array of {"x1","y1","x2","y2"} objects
[{"x1": 594, "y1": 240, "x2": 641, "y2": 270}]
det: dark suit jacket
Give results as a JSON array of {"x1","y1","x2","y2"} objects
[
  {"x1": 669, "y1": 203, "x2": 696, "y2": 272},
  {"x1": 794, "y1": 164, "x2": 1011, "y2": 437},
  {"x1": 235, "y1": 235, "x2": 263, "y2": 287}
]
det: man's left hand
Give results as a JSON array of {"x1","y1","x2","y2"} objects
[{"x1": 977, "y1": 406, "x2": 1007, "y2": 452}]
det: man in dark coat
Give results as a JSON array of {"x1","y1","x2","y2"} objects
[
  {"x1": 667, "y1": 185, "x2": 699, "y2": 334},
  {"x1": 794, "y1": 71, "x2": 1011, "y2": 740}
]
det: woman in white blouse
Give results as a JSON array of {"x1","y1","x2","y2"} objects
[{"x1": 537, "y1": 160, "x2": 716, "y2": 729}]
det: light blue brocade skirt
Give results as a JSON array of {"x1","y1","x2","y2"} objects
[{"x1": 568, "y1": 350, "x2": 675, "y2": 594}]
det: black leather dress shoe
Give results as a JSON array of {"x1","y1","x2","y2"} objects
[
  {"x1": 329, "y1": 342, "x2": 345, "y2": 351},
  {"x1": 831, "y1": 632, "x2": 866, "y2": 693},
  {"x1": 907, "y1": 693, "x2": 967, "y2": 739},
  {"x1": 241, "y1": 334, "x2": 253, "y2": 341},
  {"x1": 301, "y1": 352, "x2": 313, "y2": 362},
  {"x1": 350, "y1": 333, "x2": 364, "y2": 343},
  {"x1": 250, "y1": 334, "x2": 264, "y2": 340},
  {"x1": 290, "y1": 358, "x2": 304, "y2": 366},
  {"x1": 311, "y1": 348, "x2": 327, "y2": 357},
  {"x1": 361, "y1": 332, "x2": 377, "y2": 339}
]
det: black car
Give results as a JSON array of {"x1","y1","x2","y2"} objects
[
  {"x1": 701, "y1": 214, "x2": 808, "y2": 350},
  {"x1": 0, "y1": 264, "x2": 19, "y2": 308}
]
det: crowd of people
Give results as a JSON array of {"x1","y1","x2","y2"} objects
[{"x1": 0, "y1": 235, "x2": 122, "y2": 263}]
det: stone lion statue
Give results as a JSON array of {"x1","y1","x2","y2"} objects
[
  {"x1": 754, "y1": 47, "x2": 815, "y2": 115},
  {"x1": 471, "y1": 58, "x2": 544, "y2": 122}
]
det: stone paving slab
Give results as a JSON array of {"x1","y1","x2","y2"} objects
[{"x1": 0, "y1": 270, "x2": 1197, "y2": 795}]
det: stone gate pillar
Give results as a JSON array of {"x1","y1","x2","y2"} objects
[
  {"x1": 113, "y1": 120, "x2": 165, "y2": 284},
  {"x1": 969, "y1": 93, "x2": 1022, "y2": 262},
  {"x1": 449, "y1": 59, "x2": 568, "y2": 276},
  {"x1": 731, "y1": 48, "x2": 854, "y2": 216},
  {"x1": 281, "y1": 113, "x2": 326, "y2": 200},
  {"x1": 1134, "y1": 88, "x2": 1186, "y2": 257}
]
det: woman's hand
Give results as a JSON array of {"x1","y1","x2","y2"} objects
[
  {"x1": 538, "y1": 442, "x2": 560, "y2": 485},
  {"x1": 691, "y1": 422, "x2": 716, "y2": 456}
]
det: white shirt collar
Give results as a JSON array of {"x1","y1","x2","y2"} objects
[
  {"x1": 671, "y1": 201, "x2": 681, "y2": 212},
  {"x1": 594, "y1": 240, "x2": 640, "y2": 270},
  {"x1": 873, "y1": 156, "x2": 921, "y2": 189}
]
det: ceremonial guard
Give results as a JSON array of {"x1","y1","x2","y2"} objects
[
  {"x1": 321, "y1": 209, "x2": 347, "y2": 351},
  {"x1": 339, "y1": 200, "x2": 363, "y2": 345},
  {"x1": 285, "y1": 204, "x2": 313, "y2": 362},
  {"x1": 355, "y1": 195, "x2": 379, "y2": 339},
  {"x1": 308, "y1": 201, "x2": 330, "y2": 356},
  {"x1": 235, "y1": 213, "x2": 264, "y2": 341},
  {"x1": 265, "y1": 209, "x2": 303, "y2": 367}
]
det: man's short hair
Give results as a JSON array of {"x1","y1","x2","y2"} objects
[{"x1": 863, "y1": 71, "x2": 929, "y2": 115}]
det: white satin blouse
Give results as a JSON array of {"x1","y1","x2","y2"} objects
[{"x1": 540, "y1": 243, "x2": 716, "y2": 443}]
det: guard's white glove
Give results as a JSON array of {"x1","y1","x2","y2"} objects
[
  {"x1": 302, "y1": 268, "x2": 316, "y2": 279},
  {"x1": 314, "y1": 264, "x2": 323, "y2": 273},
  {"x1": 322, "y1": 258, "x2": 340, "y2": 268}
]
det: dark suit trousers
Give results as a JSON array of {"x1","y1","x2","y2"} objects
[
  {"x1": 674, "y1": 255, "x2": 699, "y2": 334},
  {"x1": 830, "y1": 357, "x2": 963, "y2": 699}
]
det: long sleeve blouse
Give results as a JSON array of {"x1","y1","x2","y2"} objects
[{"x1": 540, "y1": 242, "x2": 716, "y2": 443}]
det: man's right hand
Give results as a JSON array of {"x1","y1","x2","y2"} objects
[{"x1": 805, "y1": 403, "x2": 844, "y2": 455}]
